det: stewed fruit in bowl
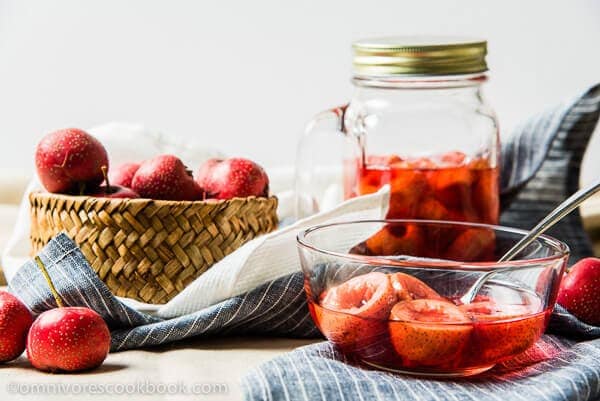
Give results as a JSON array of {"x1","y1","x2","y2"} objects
[{"x1": 297, "y1": 220, "x2": 569, "y2": 377}]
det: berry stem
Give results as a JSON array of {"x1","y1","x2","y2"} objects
[
  {"x1": 101, "y1": 165, "x2": 110, "y2": 189},
  {"x1": 34, "y1": 256, "x2": 65, "y2": 307}
]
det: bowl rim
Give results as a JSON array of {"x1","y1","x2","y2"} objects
[{"x1": 296, "y1": 219, "x2": 570, "y2": 271}]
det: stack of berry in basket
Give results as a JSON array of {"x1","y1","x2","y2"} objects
[
  {"x1": 35, "y1": 128, "x2": 270, "y2": 201},
  {"x1": 30, "y1": 128, "x2": 279, "y2": 304}
]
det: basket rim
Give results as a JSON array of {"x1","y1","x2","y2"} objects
[{"x1": 29, "y1": 190, "x2": 278, "y2": 206}]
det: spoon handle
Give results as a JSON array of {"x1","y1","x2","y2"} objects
[{"x1": 498, "y1": 177, "x2": 600, "y2": 262}]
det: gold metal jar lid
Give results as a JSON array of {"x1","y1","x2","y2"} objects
[{"x1": 353, "y1": 36, "x2": 488, "y2": 76}]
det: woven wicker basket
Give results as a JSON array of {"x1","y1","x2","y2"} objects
[{"x1": 29, "y1": 191, "x2": 278, "y2": 304}]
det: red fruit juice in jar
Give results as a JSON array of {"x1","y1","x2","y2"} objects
[{"x1": 344, "y1": 152, "x2": 499, "y2": 225}]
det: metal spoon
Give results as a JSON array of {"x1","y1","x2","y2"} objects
[{"x1": 460, "y1": 178, "x2": 600, "y2": 305}]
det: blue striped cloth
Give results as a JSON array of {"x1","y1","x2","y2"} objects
[
  {"x1": 9, "y1": 233, "x2": 320, "y2": 351},
  {"x1": 243, "y1": 335, "x2": 600, "y2": 401},
  {"x1": 500, "y1": 84, "x2": 600, "y2": 261},
  {"x1": 7, "y1": 83, "x2": 600, "y2": 400}
]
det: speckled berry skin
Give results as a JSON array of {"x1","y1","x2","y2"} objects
[
  {"x1": 131, "y1": 154, "x2": 203, "y2": 201},
  {"x1": 557, "y1": 258, "x2": 600, "y2": 325},
  {"x1": 35, "y1": 128, "x2": 109, "y2": 194},
  {"x1": 201, "y1": 158, "x2": 269, "y2": 199},
  {"x1": 108, "y1": 162, "x2": 141, "y2": 188},
  {"x1": 0, "y1": 291, "x2": 33, "y2": 363},
  {"x1": 195, "y1": 158, "x2": 223, "y2": 190},
  {"x1": 26, "y1": 307, "x2": 111, "y2": 372}
]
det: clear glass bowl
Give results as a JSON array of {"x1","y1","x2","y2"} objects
[{"x1": 297, "y1": 220, "x2": 569, "y2": 377}]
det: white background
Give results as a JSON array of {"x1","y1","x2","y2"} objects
[{"x1": 0, "y1": 0, "x2": 598, "y2": 182}]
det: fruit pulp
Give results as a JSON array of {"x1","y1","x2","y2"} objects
[
  {"x1": 308, "y1": 279, "x2": 550, "y2": 377},
  {"x1": 344, "y1": 153, "x2": 499, "y2": 224}
]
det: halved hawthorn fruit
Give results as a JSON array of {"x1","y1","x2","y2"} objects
[
  {"x1": 459, "y1": 299, "x2": 540, "y2": 320},
  {"x1": 321, "y1": 272, "x2": 397, "y2": 319},
  {"x1": 389, "y1": 299, "x2": 472, "y2": 366},
  {"x1": 429, "y1": 166, "x2": 474, "y2": 211},
  {"x1": 416, "y1": 197, "x2": 453, "y2": 221},
  {"x1": 472, "y1": 172, "x2": 499, "y2": 223},
  {"x1": 356, "y1": 155, "x2": 405, "y2": 195},
  {"x1": 389, "y1": 273, "x2": 445, "y2": 302},
  {"x1": 357, "y1": 167, "x2": 391, "y2": 195},
  {"x1": 459, "y1": 299, "x2": 545, "y2": 364},
  {"x1": 349, "y1": 223, "x2": 425, "y2": 257},
  {"x1": 438, "y1": 151, "x2": 467, "y2": 166},
  {"x1": 317, "y1": 272, "x2": 397, "y2": 354},
  {"x1": 366, "y1": 154, "x2": 404, "y2": 167},
  {"x1": 444, "y1": 227, "x2": 496, "y2": 262},
  {"x1": 387, "y1": 170, "x2": 429, "y2": 218}
]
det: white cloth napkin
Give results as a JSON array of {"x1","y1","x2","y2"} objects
[
  {"x1": 155, "y1": 186, "x2": 389, "y2": 318},
  {"x1": 2, "y1": 124, "x2": 389, "y2": 317}
]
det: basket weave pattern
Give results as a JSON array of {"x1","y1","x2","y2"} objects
[{"x1": 29, "y1": 192, "x2": 278, "y2": 304}]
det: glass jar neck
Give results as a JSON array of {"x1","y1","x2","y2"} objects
[{"x1": 351, "y1": 73, "x2": 487, "y2": 90}]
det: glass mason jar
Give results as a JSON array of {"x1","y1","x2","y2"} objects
[{"x1": 296, "y1": 36, "x2": 500, "y2": 224}]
